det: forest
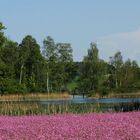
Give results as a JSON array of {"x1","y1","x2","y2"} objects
[{"x1": 0, "y1": 21, "x2": 140, "y2": 97}]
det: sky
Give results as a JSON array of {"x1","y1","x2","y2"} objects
[{"x1": 1, "y1": 0, "x2": 140, "y2": 64}]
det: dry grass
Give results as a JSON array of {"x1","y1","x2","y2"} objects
[
  {"x1": 104, "y1": 92, "x2": 140, "y2": 98},
  {"x1": 0, "y1": 92, "x2": 70, "y2": 101}
]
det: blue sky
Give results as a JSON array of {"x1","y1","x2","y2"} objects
[{"x1": 1, "y1": 0, "x2": 140, "y2": 63}]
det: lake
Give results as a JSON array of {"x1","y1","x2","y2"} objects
[{"x1": 35, "y1": 95, "x2": 140, "y2": 104}]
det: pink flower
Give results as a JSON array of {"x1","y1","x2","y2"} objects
[{"x1": 0, "y1": 112, "x2": 139, "y2": 140}]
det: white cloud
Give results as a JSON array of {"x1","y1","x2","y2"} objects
[{"x1": 97, "y1": 28, "x2": 140, "y2": 65}]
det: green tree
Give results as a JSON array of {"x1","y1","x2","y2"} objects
[
  {"x1": 43, "y1": 37, "x2": 75, "y2": 93},
  {"x1": 79, "y1": 43, "x2": 106, "y2": 96},
  {"x1": 0, "y1": 23, "x2": 20, "y2": 94},
  {"x1": 109, "y1": 51, "x2": 123, "y2": 88},
  {"x1": 18, "y1": 35, "x2": 44, "y2": 92},
  {"x1": 120, "y1": 59, "x2": 140, "y2": 91},
  {"x1": 43, "y1": 36, "x2": 58, "y2": 93},
  {"x1": 0, "y1": 22, "x2": 6, "y2": 47},
  {"x1": 0, "y1": 39, "x2": 19, "y2": 93},
  {"x1": 57, "y1": 43, "x2": 74, "y2": 91}
]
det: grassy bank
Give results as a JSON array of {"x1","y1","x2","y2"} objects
[
  {"x1": 0, "y1": 92, "x2": 70, "y2": 101},
  {"x1": 90, "y1": 92, "x2": 140, "y2": 99},
  {"x1": 1, "y1": 91, "x2": 140, "y2": 101},
  {"x1": 103, "y1": 92, "x2": 140, "y2": 98}
]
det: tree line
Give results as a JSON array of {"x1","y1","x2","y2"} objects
[
  {"x1": 78, "y1": 43, "x2": 140, "y2": 97},
  {"x1": 0, "y1": 22, "x2": 140, "y2": 96}
]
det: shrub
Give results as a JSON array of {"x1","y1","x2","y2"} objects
[{"x1": 98, "y1": 86, "x2": 109, "y2": 97}]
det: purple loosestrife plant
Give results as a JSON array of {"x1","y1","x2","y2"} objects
[{"x1": 0, "y1": 112, "x2": 139, "y2": 139}]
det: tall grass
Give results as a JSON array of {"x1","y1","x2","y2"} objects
[
  {"x1": 0, "y1": 102, "x2": 104, "y2": 116},
  {"x1": 0, "y1": 102, "x2": 126, "y2": 116},
  {"x1": 0, "y1": 101, "x2": 139, "y2": 116},
  {"x1": 103, "y1": 92, "x2": 140, "y2": 98},
  {"x1": 0, "y1": 92, "x2": 70, "y2": 101}
]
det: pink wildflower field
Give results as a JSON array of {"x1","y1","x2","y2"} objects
[{"x1": 0, "y1": 112, "x2": 140, "y2": 140}]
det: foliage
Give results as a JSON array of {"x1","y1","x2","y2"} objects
[
  {"x1": 43, "y1": 37, "x2": 75, "y2": 93},
  {"x1": 0, "y1": 21, "x2": 140, "y2": 95},
  {"x1": 78, "y1": 43, "x2": 108, "y2": 96}
]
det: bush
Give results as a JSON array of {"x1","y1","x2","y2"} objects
[
  {"x1": 15, "y1": 84, "x2": 28, "y2": 94},
  {"x1": 98, "y1": 86, "x2": 109, "y2": 97},
  {"x1": 115, "y1": 86, "x2": 138, "y2": 93},
  {"x1": 0, "y1": 78, "x2": 27, "y2": 94}
]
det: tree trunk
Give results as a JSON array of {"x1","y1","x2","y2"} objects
[
  {"x1": 47, "y1": 72, "x2": 49, "y2": 95},
  {"x1": 115, "y1": 78, "x2": 118, "y2": 88},
  {"x1": 19, "y1": 64, "x2": 24, "y2": 84},
  {"x1": 119, "y1": 80, "x2": 122, "y2": 87}
]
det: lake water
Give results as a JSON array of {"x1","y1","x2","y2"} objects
[{"x1": 35, "y1": 95, "x2": 140, "y2": 104}]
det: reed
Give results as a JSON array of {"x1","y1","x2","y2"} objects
[
  {"x1": 103, "y1": 92, "x2": 140, "y2": 98},
  {"x1": 0, "y1": 92, "x2": 70, "y2": 101},
  {"x1": 0, "y1": 102, "x2": 104, "y2": 116},
  {"x1": 0, "y1": 101, "x2": 139, "y2": 116}
]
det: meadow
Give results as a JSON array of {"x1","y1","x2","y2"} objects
[{"x1": 0, "y1": 112, "x2": 139, "y2": 140}]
